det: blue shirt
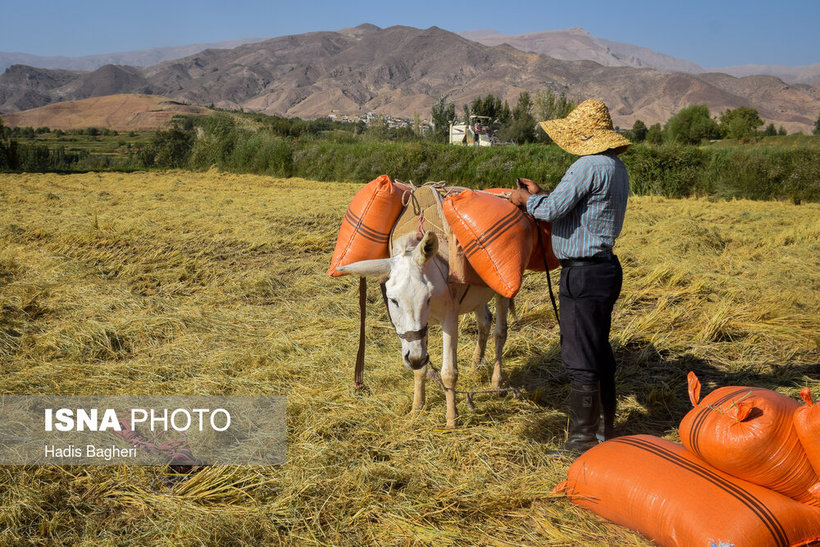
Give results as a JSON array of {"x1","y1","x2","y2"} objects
[{"x1": 526, "y1": 153, "x2": 629, "y2": 260}]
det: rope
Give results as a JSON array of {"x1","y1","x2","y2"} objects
[
  {"x1": 424, "y1": 362, "x2": 522, "y2": 409},
  {"x1": 113, "y1": 416, "x2": 204, "y2": 493}
]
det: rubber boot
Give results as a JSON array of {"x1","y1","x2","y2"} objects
[
  {"x1": 553, "y1": 383, "x2": 601, "y2": 457},
  {"x1": 597, "y1": 376, "x2": 616, "y2": 441}
]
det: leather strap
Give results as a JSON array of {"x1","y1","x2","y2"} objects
[{"x1": 354, "y1": 276, "x2": 366, "y2": 391}]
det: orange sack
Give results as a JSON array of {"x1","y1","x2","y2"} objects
[
  {"x1": 679, "y1": 372, "x2": 819, "y2": 506},
  {"x1": 795, "y1": 388, "x2": 820, "y2": 498},
  {"x1": 556, "y1": 434, "x2": 820, "y2": 546},
  {"x1": 478, "y1": 188, "x2": 559, "y2": 272},
  {"x1": 328, "y1": 175, "x2": 407, "y2": 277},
  {"x1": 525, "y1": 218, "x2": 560, "y2": 272},
  {"x1": 442, "y1": 189, "x2": 534, "y2": 298}
]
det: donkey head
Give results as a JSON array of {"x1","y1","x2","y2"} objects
[{"x1": 336, "y1": 231, "x2": 440, "y2": 370}]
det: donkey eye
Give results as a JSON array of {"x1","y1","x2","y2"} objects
[{"x1": 389, "y1": 298, "x2": 399, "y2": 306}]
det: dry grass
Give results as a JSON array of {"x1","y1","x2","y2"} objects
[{"x1": 1, "y1": 171, "x2": 818, "y2": 545}]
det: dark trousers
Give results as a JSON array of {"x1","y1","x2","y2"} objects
[{"x1": 558, "y1": 256, "x2": 622, "y2": 389}]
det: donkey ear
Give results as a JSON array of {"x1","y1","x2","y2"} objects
[
  {"x1": 413, "y1": 231, "x2": 439, "y2": 266},
  {"x1": 336, "y1": 258, "x2": 393, "y2": 278}
]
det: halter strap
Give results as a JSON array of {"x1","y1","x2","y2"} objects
[
  {"x1": 379, "y1": 282, "x2": 429, "y2": 342},
  {"x1": 397, "y1": 325, "x2": 428, "y2": 342}
]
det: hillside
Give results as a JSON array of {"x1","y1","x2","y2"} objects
[
  {"x1": 1, "y1": 94, "x2": 211, "y2": 130},
  {"x1": 1, "y1": 24, "x2": 818, "y2": 133}
]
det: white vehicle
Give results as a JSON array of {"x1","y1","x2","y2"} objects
[{"x1": 449, "y1": 116, "x2": 499, "y2": 146}]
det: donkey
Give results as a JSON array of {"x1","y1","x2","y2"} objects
[{"x1": 337, "y1": 230, "x2": 510, "y2": 427}]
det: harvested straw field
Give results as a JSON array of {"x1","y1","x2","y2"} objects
[{"x1": 1, "y1": 171, "x2": 819, "y2": 545}]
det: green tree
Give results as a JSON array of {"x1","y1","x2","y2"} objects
[
  {"x1": 366, "y1": 115, "x2": 389, "y2": 141},
  {"x1": 533, "y1": 89, "x2": 575, "y2": 143},
  {"x1": 814, "y1": 113, "x2": 820, "y2": 135},
  {"x1": 763, "y1": 123, "x2": 777, "y2": 137},
  {"x1": 499, "y1": 92, "x2": 537, "y2": 144},
  {"x1": 719, "y1": 106, "x2": 764, "y2": 139},
  {"x1": 665, "y1": 104, "x2": 720, "y2": 145},
  {"x1": 512, "y1": 91, "x2": 533, "y2": 120},
  {"x1": 533, "y1": 88, "x2": 575, "y2": 122},
  {"x1": 141, "y1": 128, "x2": 194, "y2": 168},
  {"x1": 431, "y1": 96, "x2": 455, "y2": 143},
  {"x1": 778, "y1": 126, "x2": 788, "y2": 136},
  {"x1": 646, "y1": 123, "x2": 664, "y2": 145},
  {"x1": 631, "y1": 120, "x2": 648, "y2": 142}
]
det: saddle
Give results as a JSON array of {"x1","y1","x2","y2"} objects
[{"x1": 388, "y1": 183, "x2": 485, "y2": 287}]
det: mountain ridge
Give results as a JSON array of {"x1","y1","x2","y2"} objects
[
  {"x1": 1, "y1": 25, "x2": 817, "y2": 134},
  {"x1": 0, "y1": 38, "x2": 268, "y2": 73}
]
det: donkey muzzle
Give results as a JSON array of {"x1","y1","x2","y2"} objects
[{"x1": 404, "y1": 352, "x2": 430, "y2": 370}]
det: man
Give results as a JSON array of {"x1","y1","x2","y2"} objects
[{"x1": 510, "y1": 98, "x2": 630, "y2": 455}]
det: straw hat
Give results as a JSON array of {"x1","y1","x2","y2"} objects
[{"x1": 539, "y1": 99, "x2": 631, "y2": 156}]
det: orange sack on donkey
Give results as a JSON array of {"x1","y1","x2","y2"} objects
[
  {"x1": 679, "y1": 372, "x2": 820, "y2": 506},
  {"x1": 478, "y1": 188, "x2": 560, "y2": 272},
  {"x1": 328, "y1": 175, "x2": 407, "y2": 277},
  {"x1": 442, "y1": 189, "x2": 534, "y2": 298}
]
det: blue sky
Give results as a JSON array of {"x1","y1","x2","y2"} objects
[{"x1": 3, "y1": 0, "x2": 818, "y2": 67}]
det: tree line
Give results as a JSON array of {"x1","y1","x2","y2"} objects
[
  {"x1": 628, "y1": 105, "x2": 795, "y2": 145},
  {"x1": 431, "y1": 91, "x2": 818, "y2": 145},
  {"x1": 1, "y1": 102, "x2": 819, "y2": 205}
]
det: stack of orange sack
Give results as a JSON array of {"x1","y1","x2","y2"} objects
[
  {"x1": 327, "y1": 175, "x2": 558, "y2": 297},
  {"x1": 554, "y1": 371, "x2": 820, "y2": 546}
]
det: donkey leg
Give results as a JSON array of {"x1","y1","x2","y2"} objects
[
  {"x1": 441, "y1": 313, "x2": 459, "y2": 428},
  {"x1": 471, "y1": 304, "x2": 492, "y2": 368},
  {"x1": 492, "y1": 296, "x2": 510, "y2": 390},
  {"x1": 413, "y1": 365, "x2": 427, "y2": 411}
]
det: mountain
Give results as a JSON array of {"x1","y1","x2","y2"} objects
[
  {"x1": 458, "y1": 28, "x2": 704, "y2": 74},
  {"x1": 0, "y1": 38, "x2": 267, "y2": 73},
  {"x1": 708, "y1": 64, "x2": 820, "y2": 85},
  {"x1": 1, "y1": 24, "x2": 818, "y2": 134}
]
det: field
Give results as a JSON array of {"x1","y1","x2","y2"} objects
[
  {"x1": 1, "y1": 171, "x2": 819, "y2": 545},
  {"x1": 20, "y1": 130, "x2": 154, "y2": 154}
]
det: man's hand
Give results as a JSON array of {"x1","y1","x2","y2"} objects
[
  {"x1": 517, "y1": 178, "x2": 544, "y2": 195},
  {"x1": 509, "y1": 187, "x2": 532, "y2": 210}
]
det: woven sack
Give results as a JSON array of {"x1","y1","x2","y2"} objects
[
  {"x1": 328, "y1": 175, "x2": 407, "y2": 277},
  {"x1": 795, "y1": 388, "x2": 820, "y2": 498},
  {"x1": 679, "y1": 372, "x2": 819, "y2": 506},
  {"x1": 555, "y1": 434, "x2": 820, "y2": 546},
  {"x1": 442, "y1": 189, "x2": 534, "y2": 298},
  {"x1": 480, "y1": 188, "x2": 560, "y2": 272}
]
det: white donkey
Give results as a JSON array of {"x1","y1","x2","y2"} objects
[{"x1": 337, "y1": 231, "x2": 510, "y2": 427}]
